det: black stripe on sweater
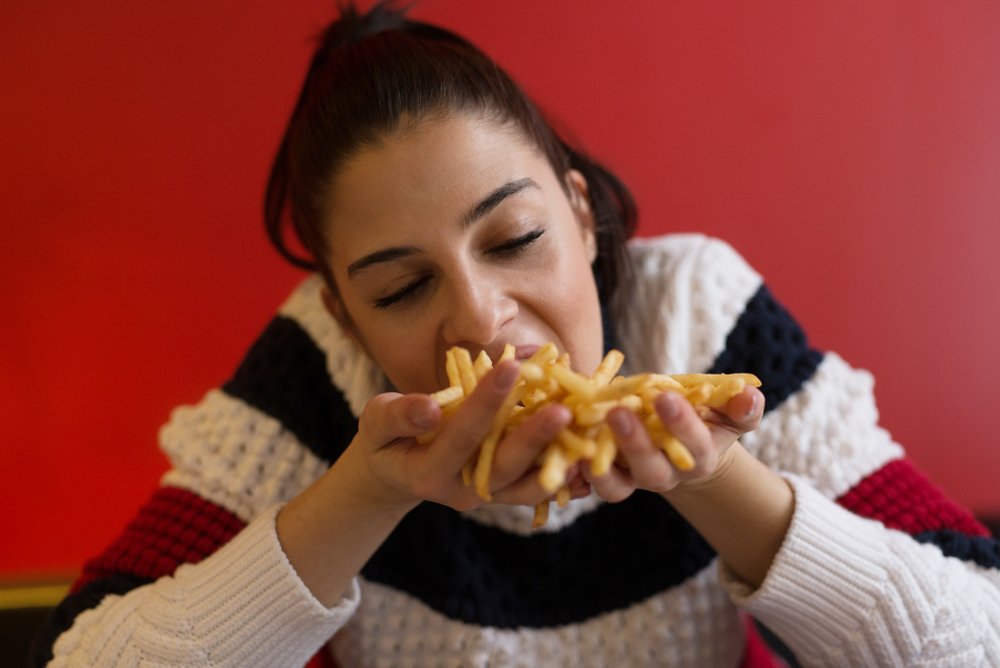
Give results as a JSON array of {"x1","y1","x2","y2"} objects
[
  {"x1": 222, "y1": 315, "x2": 358, "y2": 464},
  {"x1": 31, "y1": 575, "x2": 154, "y2": 668},
  {"x1": 362, "y1": 492, "x2": 716, "y2": 628},
  {"x1": 914, "y1": 530, "x2": 1000, "y2": 570},
  {"x1": 707, "y1": 284, "x2": 823, "y2": 414}
]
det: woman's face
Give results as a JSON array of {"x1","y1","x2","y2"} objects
[{"x1": 321, "y1": 113, "x2": 605, "y2": 395}]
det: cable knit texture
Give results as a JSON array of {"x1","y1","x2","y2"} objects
[
  {"x1": 39, "y1": 234, "x2": 1000, "y2": 667},
  {"x1": 160, "y1": 390, "x2": 329, "y2": 523},
  {"x1": 721, "y1": 476, "x2": 1000, "y2": 666},
  {"x1": 338, "y1": 566, "x2": 744, "y2": 668},
  {"x1": 50, "y1": 505, "x2": 360, "y2": 667},
  {"x1": 73, "y1": 488, "x2": 247, "y2": 592}
]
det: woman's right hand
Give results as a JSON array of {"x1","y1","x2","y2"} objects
[
  {"x1": 277, "y1": 360, "x2": 578, "y2": 607},
  {"x1": 347, "y1": 360, "x2": 579, "y2": 514}
]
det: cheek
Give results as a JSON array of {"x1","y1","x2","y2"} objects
[{"x1": 535, "y1": 243, "x2": 604, "y2": 375}]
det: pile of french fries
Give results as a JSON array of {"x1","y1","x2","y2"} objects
[{"x1": 418, "y1": 343, "x2": 760, "y2": 528}]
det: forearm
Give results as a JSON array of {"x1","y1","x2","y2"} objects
[
  {"x1": 276, "y1": 445, "x2": 418, "y2": 608},
  {"x1": 661, "y1": 442, "x2": 793, "y2": 589}
]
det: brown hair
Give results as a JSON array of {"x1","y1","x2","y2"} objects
[{"x1": 265, "y1": 1, "x2": 637, "y2": 312}]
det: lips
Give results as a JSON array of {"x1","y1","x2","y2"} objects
[{"x1": 513, "y1": 344, "x2": 541, "y2": 361}]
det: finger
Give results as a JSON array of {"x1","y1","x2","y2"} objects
[
  {"x1": 490, "y1": 403, "x2": 572, "y2": 490},
  {"x1": 580, "y1": 459, "x2": 636, "y2": 503},
  {"x1": 655, "y1": 391, "x2": 716, "y2": 477},
  {"x1": 607, "y1": 407, "x2": 676, "y2": 491},
  {"x1": 488, "y1": 474, "x2": 552, "y2": 506},
  {"x1": 705, "y1": 385, "x2": 764, "y2": 433},
  {"x1": 359, "y1": 392, "x2": 442, "y2": 447},
  {"x1": 429, "y1": 360, "x2": 522, "y2": 471}
]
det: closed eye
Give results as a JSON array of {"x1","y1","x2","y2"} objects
[
  {"x1": 485, "y1": 229, "x2": 545, "y2": 257},
  {"x1": 374, "y1": 274, "x2": 432, "y2": 309}
]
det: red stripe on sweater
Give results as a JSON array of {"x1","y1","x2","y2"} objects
[
  {"x1": 836, "y1": 459, "x2": 989, "y2": 537},
  {"x1": 72, "y1": 486, "x2": 247, "y2": 593}
]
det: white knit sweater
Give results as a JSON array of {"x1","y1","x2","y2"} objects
[{"x1": 44, "y1": 235, "x2": 1000, "y2": 667}]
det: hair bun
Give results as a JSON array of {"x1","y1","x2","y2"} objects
[{"x1": 322, "y1": 1, "x2": 412, "y2": 48}]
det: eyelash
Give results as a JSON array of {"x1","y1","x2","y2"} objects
[{"x1": 373, "y1": 229, "x2": 545, "y2": 309}]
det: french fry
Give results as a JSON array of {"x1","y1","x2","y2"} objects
[
  {"x1": 591, "y1": 424, "x2": 616, "y2": 476},
  {"x1": 591, "y1": 350, "x2": 624, "y2": 386},
  {"x1": 455, "y1": 347, "x2": 478, "y2": 395},
  {"x1": 473, "y1": 350, "x2": 493, "y2": 380},
  {"x1": 430, "y1": 385, "x2": 464, "y2": 407},
  {"x1": 532, "y1": 501, "x2": 549, "y2": 530},
  {"x1": 417, "y1": 344, "x2": 759, "y2": 527},
  {"x1": 473, "y1": 382, "x2": 527, "y2": 501},
  {"x1": 446, "y1": 349, "x2": 461, "y2": 389}
]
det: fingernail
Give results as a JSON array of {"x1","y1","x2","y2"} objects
[
  {"x1": 495, "y1": 362, "x2": 520, "y2": 390},
  {"x1": 607, "y1": 409, "x2": 631, "y2": 436},
  {"x1": 744, "y1": 392, "x2": 759, "y2": 421},
  {"x1": 658, "y1": 393, "x2": 680, "y2": 422},
  {"x1": 408, "y1": 400, "x2": 435, "y2": 429}
]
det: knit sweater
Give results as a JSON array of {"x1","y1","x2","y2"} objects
[{"x1": 35, "y1": 234, "x2": 1000, "y2": 668}]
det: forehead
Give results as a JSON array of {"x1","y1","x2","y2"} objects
[{"x1": 324, "y1": 114, "x2": 558, "y2": 259}]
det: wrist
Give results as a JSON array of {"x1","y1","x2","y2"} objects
[
  {"x1": 333, "y1": 441, "x2": 420, "y2": 520},
  {"x1": 662, "y1": 440, "x2": 745, "y2": 502}
]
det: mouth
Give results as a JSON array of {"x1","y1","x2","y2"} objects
[{"x1": 513, "y1": 344, "x2": 541, "y2": 361}]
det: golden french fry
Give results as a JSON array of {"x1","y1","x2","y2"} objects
[
  {"x1": 430, "y1": 385, "x2": 464, "y2": 406},
  {"x1": 658, "y1": 432, "x2": 695, "y2": 471},
  {"x1": 473, "y1": 383, "x2": 527, "y2": 501},
  {"x1": 455, "y1": 348, "x2": 478, "y2": 395},
  {"x1": 574, "y1": 400, "x2": 617, "y2": 427},
  {"x1": 547, "y1": 363, "x2": 595, "y2": 399},
  {"x1": 588, "y1": 375, "x2": 653, "y2": 403},
  {"x1": 473, "y1": 350, "x2": 493, "y2": 380},
  {"x1": 446, "y1": 349, "x2": 461, "y2": 389},
  {"x1": 671, "y1": 373, "x2": 761, "y2": 388},
  {"x1": 532, "y1": 501, "x2": 549, "y2": 530},
  {"x1": 591, "y1": 424, "x2": 616, "y2": 476},
  {"x1": 539, "y1": 446, "x2": 569, "y2": 492},
  {"x1": 683, "y1": 382, "x2": 713, "y2": 405},
  {"x1": 702, "y1": 376, "x2": 747, "y2": 408},
  {"x1": 556, "y1": 428, "x2": 597, "y2": 459},
  {"x1": 528, "y1": 342, "x2": 559, "y2": 365},
  {"x1": 591, "y1": 350, "x2": 624, "y2": 386},
  {"x1": 433, "y1": 344, "x2": 760, "y2": 528}
]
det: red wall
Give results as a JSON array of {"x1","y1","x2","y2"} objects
[{"x1": 3, "y1": 0, "x2": 999, "y2": 577}]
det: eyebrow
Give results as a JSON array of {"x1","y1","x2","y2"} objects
[
  {"x1": 346, "y1": 177, "x2": 541, "y2": 278},
  {"x1": 461, "y1": 177, "x2": 539, "y2": 230}
]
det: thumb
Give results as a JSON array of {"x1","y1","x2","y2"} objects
[{"x1": 359, "y1": 392, "x2": 442, "y2": 447}]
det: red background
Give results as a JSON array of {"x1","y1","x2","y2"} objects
[{"x1": 3, "y1": 0, "x2": 999, "y2": 578}]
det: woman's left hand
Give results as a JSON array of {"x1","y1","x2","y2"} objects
[{"x1": 581, "y1": 385, "x2": 765, "y2": 502}]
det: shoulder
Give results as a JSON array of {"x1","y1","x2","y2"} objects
[{"x1": 617, "y1": 234, "x2": 762, "y2": 374}]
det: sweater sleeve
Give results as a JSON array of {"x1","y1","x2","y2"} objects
[
  {"x1": 650, "y1": 236, "x2": 1000, "y2": 664},
  {"x1": 46, "y1": 504, "x2": 360, "y2": 668},
  {"x1": 622, "y1": 235, "x2": 1000, "y2": 665},
  {"x1": 35, "y1": 275, "x2": 383, "y2": 667},
  {"x1": 719, "y1": 476, "x2": 1000, "y2": 666}
]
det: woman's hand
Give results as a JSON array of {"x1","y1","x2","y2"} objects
[
  {"x1": 278, "y1": 359, "x2": 582, "y2": 607},
  {"x1": 347, "y1": 360, "x2": 579, "y2": 514},
  {"x1": 578, "y1": 384, "x2": 794, "y2": 590},
  {"x1": 582, "y1": 385, "x2": 764, "y2": 503}
]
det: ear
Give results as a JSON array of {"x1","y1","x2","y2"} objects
[
  {"x1": 321, "y1": 283, "x2": 362, "y2": 348},
  {"x1": 567, "y1": 169, "x2": 598, "y2": 264}
]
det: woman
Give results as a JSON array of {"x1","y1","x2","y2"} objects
[{"x1": 36, "y1": 3, "x2": 1000, "y2": 667}]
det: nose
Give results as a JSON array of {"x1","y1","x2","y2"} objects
[{"x1": 440, "y1": 269, "x2": 518, "y2": 350}]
